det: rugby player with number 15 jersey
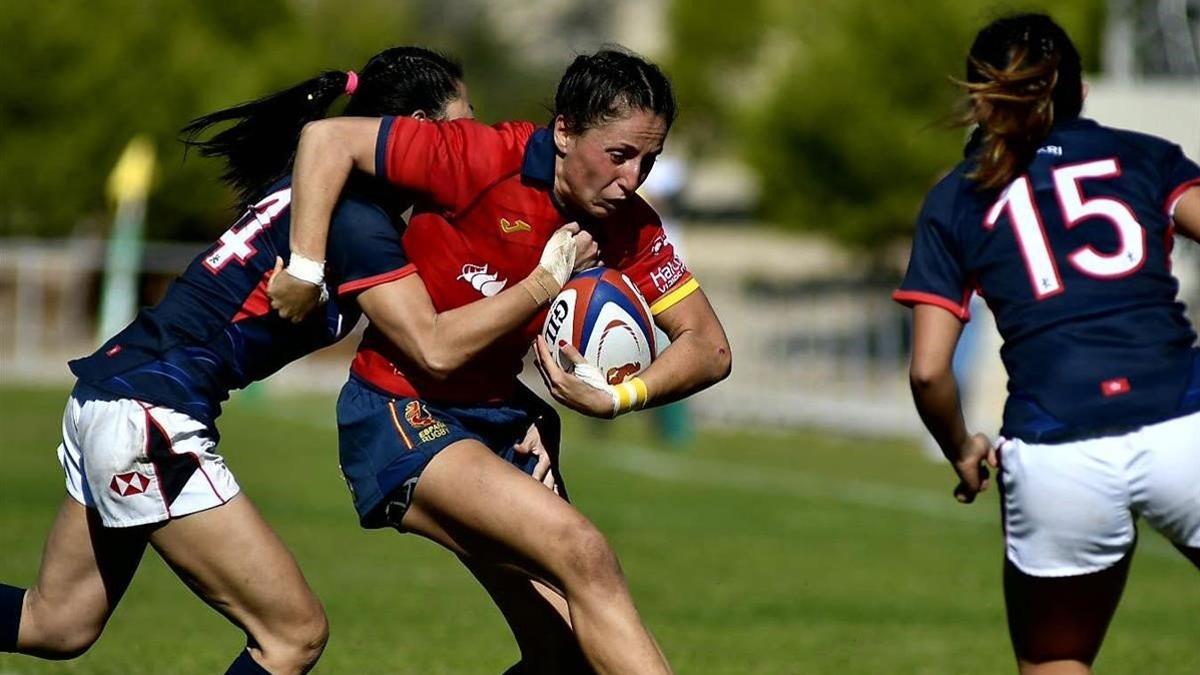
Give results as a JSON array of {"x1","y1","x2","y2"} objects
[{"x1": 896, "y1": 14, "x2": 1200, "y2": 673}]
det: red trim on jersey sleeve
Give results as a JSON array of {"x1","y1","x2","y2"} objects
[
  {"x1": 892, "y1": 289, "x2": 972, "y2": 321},
  {"x1": 1165, "y1": 178, "x2": 1200, "y2": 216},
  {"x1": 337, "y1": 264, "x2": 418, "y2": 296}
]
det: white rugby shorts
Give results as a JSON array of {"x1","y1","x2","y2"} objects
[
  {"x1": 999, "y1": 410, "x2": 1200, "y2": 577},
  {"x1": 57, "y1": 390, "x2": 240, "y2": 528}
]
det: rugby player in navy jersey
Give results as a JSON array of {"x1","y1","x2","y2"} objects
[
  {"x1": 895, "y1": 14, "x2": 1200, "y2": 674},
  {"x1": 0, "y1": 47, "x2": 597, "y2": 674}
]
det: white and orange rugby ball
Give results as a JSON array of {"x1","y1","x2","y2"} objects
[{"x1": 542, "y1": 267, "x2": 657, "y2": 385}]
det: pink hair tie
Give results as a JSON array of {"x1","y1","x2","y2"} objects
[{"x1": 344, "y1": 70, "x2": 359, "y2": 96}]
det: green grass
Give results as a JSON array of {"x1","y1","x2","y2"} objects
[{"x1": 1, "y1": 385, "x2": 1196, "y2": 674}]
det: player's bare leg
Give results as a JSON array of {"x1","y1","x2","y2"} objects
[
  {"x1": 1003, "y1": 554, "x2": 1131, "y2": 675},
  {"x1": 397, "y1": 497, "x2": 588, "y2": 672},
  {"x1": 150, "y1": 493, "x2": 327, "y2": 675},
  {"x1": 401, "y1": 439, "x2": 670, "y2": 675},
  {"x1": 14, "y1": 498, "x2": 147, "y2": 657},
  {"x1": 462, "y1": 559, "x2": 592, "y2": 674}
]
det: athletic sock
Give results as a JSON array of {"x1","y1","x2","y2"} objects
[
  {"x1": 225, "y1": 648, "x2": 271, "y2": 675},
  {"x1": 0, "y1": 584, "x2": 27, "y2": 652}
]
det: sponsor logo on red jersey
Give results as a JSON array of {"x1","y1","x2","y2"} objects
[
  {"x1": 499, "y1": 218, "x2": 532, "y2": 234},
  {"x1": 458, "y1": 263, "x2": 508, "y2": 297},
  {"x1": 649, "y1": 234, "x2": 667, "y2": 256},
  {"x1": 650, "y1": 256, "x2": 687, "y2": 294}
]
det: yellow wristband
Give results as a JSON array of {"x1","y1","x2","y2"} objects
[{"x1": 614, "y1": 376, "x2": 649, "y2": 415}]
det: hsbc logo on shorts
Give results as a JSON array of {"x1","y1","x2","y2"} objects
[
  {"x1": 110, "y1": 471, "x2": 152, "y2": 497},
  {"x1": 649, "y1": 256, "x2": 686, "y2": 294}
]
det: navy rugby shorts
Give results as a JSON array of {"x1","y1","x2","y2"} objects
[{"x1": 337, "y1": 376, "x2": 566, "y2": 529}]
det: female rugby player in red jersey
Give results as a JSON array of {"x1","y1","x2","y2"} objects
[
  {"x1": 270, "y1": 49, "x2": 731, "y2": 674},
  {"x1": 896, "y1": 14, "x2": 1200, "y2": 675},
  {"x1": 0, "y1": 48, "x2": 598, "y2": 674}
]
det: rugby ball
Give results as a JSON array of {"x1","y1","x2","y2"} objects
[{"x1": 542, "y1": 267, "x2": 657, "y2": 384}]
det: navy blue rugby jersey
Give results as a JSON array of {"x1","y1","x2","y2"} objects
[
  {"x1": 896, "y1": 118, "x2": 1200, "y2": 443},
  {"x1": 69, "y1": 177, "x2": 416, "y2": 428}
]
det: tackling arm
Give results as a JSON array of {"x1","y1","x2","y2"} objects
[
  {"x1": 291, "y1": 118, "x2": 382, "y2": 262},
  {"x1": 270, "y1": 118, "x2": 383, "y2": 321},
  {"x1": 357, "y1": 225, "x2": 594, "y2": 381}
]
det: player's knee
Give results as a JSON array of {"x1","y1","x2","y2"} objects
[
  {"x1": 24, "y1": 614, "x2": 104, "y2": 659},
  {"x1": 558, "y1": 522, "x2": 624, "y2": 591},
  {"x1": 299, "y1": 612, "x2": 331, "y2": 665},
  {"x1": 20, "y1": 590, "x2": 107, "y2": 659},
  {"x1": 276, "y1": 610, "x2": 329, "y2": 669}
]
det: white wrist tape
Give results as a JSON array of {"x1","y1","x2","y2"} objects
[
  {"x1": 286, "y1": 252, "x2": 325, "y2": 286},
  {"x1": 538, "y1": 227, "x2": 578, "y2": 288},
  {"x1": 571, "y1": 362, "x2": 647, "y2": 417}
]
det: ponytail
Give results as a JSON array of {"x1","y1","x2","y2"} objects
[
  {"x1": 956, "y1": 13, "x2": 1083, "y2": 191},
  {"x1": 959, "y1": 48, "x2": 1059, "y2": 190},
  {"x1": 181, "y1": 71, "x2": 356, "y2": 205}
]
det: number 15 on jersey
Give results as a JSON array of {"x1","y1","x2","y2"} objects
[{"x1": 985, "y1": 158, "x2": 1147, "y2": 299}]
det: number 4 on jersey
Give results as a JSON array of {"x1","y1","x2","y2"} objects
[
  {"x1": 985, "y1": 158, "x2": 1146, "y2": 299},
  {"x1": 202, "y1": 189, "x2": 292, "y2": 273}
]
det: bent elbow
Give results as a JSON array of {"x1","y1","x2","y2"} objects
[
  {"x1": 709, "y1": 341, "x2": 732, "y2": 384},
  {"x1": 909, "y1": 364, "x2": 951, "y2": 391},
  {"x1": 417, "y1": 350, "x2": 461, "y2": 383}
]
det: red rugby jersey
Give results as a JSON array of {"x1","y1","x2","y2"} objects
[{"x1": 351, "y1": 116, "x2": 699, "y2": 403}]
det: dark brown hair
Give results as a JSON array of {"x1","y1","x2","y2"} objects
[
  {"x1": 182, "y1": 47, "x2": 463, "y2": 205},
  {"x1": 957, "y1": 14, "x2": 1082, "y2": 190},
  {"x1": 553, "y1": 47, "x2": 677, "y2": 135}
]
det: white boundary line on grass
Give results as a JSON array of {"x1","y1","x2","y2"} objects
[
  {"x1": 599, "y1": 445, "x2": 1180, "y2": 560},
  {"x1": 602, "y1": 444, "x2": 991, "y2": 523}
]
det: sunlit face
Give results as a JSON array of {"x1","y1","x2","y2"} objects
[{"x1": 552, "y1": 107, "x2": 668, "y2": 219}]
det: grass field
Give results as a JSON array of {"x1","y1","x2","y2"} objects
[{"x1": 1, "y1": 384, "x2": 1196, "y2": 674}]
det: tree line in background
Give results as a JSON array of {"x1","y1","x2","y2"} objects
[
  {"x1": 666, "y1": 0, "x2": 1105, "y2": 249},
  {"x1": 0, "y1": 0, "x2": 1103, "y2": 249}
]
